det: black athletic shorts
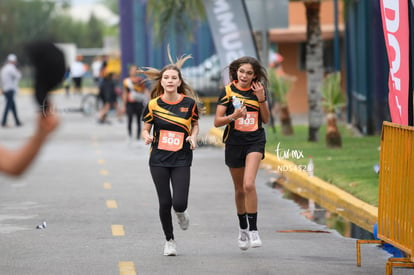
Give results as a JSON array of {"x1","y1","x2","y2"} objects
[
  {"x1": 225, "y1": 142, "x2": 265, "y2": 168},
  {"x1": 72, "y1": 77, "x2": 82, "y2": 89}
]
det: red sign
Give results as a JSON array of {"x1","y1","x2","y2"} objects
[{"x1": 380, "y1": 0, "x2": 410, "y2": 125}]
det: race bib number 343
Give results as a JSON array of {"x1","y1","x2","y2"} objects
[
  {"x1": 158, "y1": 130, "x2": 184, "y2": 151},
  {"x1": 234, "y1": 112, "x2": 259, "y2": 132}
]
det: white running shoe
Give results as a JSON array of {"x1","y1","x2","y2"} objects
[
  {"x1": 163, "y1": 240, "x2": 177, "y2": 256},
  {"x1": 249, "y1": 230, "x2": 262, "y2": 248},
  {"x1": 238, "y1": 228, "x2": 250, "y2": 250},
  {"x1": 176, "y1": 211, "x2": 189, "y2": 230}
]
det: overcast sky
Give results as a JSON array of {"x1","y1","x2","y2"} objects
[
  {"x1": 66, "y1": 0, "x2": 118, "y2": 25},
  {"x1": 70, "y1": 0, "x2": 98, "y2": 6}
]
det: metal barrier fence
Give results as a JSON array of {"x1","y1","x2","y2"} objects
[{"x1": 357, "y1": 121, "x2": 414, "y2": 274}]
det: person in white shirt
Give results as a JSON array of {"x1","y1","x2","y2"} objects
[
  {"x1": 70, "y1": 55, "x2": 86, "y2": 94},
  {"x1": 1, "y1": 54, "x2": 22, "y2": 127},
  {"x1": 91, "y1": 56, "x2": 103, "y2": 85}
]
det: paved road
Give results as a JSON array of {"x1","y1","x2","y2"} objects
[{"x1": 0, "y1": 93, "x2": 409, "y2": 275}]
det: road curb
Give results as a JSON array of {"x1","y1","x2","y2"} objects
[{"x1": 209, "y1": 127, "x2": 378, "y2": 233}]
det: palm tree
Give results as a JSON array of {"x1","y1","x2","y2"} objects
[
  {"x1": 322, "y1": 71, "x2": 345, "y2": 148},
  {"x1": 146, "y1": 0, "x2": 205, "y2": 43},
  {"x1": 268, "y1": 68, "x2": 296, "y2": 135},
  {"x1": 304, "y1": 0, "x2": 324, "y2": 142}
]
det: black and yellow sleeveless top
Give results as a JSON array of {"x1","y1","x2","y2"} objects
[
  {"x1": 217, "y1": 81, "x2": 266, "y2": 145},
  {"x1": 142, "y1": 94, "x2": 199, "y2": 167}
]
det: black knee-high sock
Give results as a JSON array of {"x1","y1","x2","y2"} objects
[
  {"x1": 247, "y1": 212, "x2": 258, "y2": 231},
  {"x1": 238, "y1": 213, "x2": 248, "y2": 230}
]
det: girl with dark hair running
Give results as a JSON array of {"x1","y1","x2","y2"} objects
[
  {"x1": 214, "y1": 56, "x2": 270, "y2": 251},
  {"x1": 139, "y1": 54, "x2": 199, "y2": 256}
]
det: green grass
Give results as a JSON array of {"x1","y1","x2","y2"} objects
[{"x1": 265, "y1": 124, "x2": 380, "y2": 206}]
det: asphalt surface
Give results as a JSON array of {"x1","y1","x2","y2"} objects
[{"x1": 0, "y1": 93, "x2": 410, "y2": 275}]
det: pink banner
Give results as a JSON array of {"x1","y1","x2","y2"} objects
[{"x1": 380, "y1": 0, "x2": 410, "y2": 125}]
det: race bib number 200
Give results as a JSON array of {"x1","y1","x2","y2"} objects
[
  {"x1": 158, "y1": 130, "x2": 184, "y2": 151},
  {"x1": 234, "y1": 112, "x2": 259, "y2": 132}
]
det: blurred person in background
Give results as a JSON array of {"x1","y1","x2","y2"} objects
[
  {"x1": 97, "y1": 71, "x2": 117, "y2": 124},
  {"x1": 70, "y1": 55, "x2": 87, "y2": 94},
  {"x1": 1, "y1": 54, "x2": 22, "y2": 127},
  {"x1": 122, "y1": 65, "x2": 149, "y2": 144},
  {"x1": 97, "y1": 56, "x2": 123, "y2": 124},
  {"x1": 91, "y1": 55, "x2": 103, "y2": 86},
  {"x1": 62, "y1": 67, "x2": 71, "y2": 97}
]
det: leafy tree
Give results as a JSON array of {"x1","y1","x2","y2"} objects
[
  {"x1": 100, "y1": 0, "x2": 119, "y2": 14},
  {"x1": 47, "y1": 8, "x2": 105, "y2": 48},
  {"x1": 322, "y1": 71, "x2": 345, "y2": 148},
  {"x1": 146, "y1": 0, "x2": 205, "y2": 42},
  {"x1": 0, "y1": 0, "x2": 108, "y2": 63},
  {"x1": 85, "y1": 14, "x2": 104, "y2": 48},
  {"x1": 268, "y1": 68, "x2": 297, "y2": 135},
  {"x1": 0, "y1": 0, "x2": 55, "y2": 62}
]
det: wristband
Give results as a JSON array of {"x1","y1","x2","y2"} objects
[{"x1": 258, "y1": 99, "x2": 267, "y2": 103}]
